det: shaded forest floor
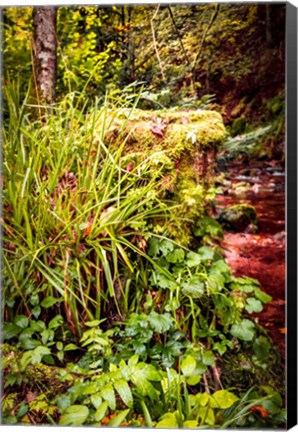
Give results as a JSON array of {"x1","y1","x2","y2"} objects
[{"x1": 216, "y1": 161, "x2": 285, "y2": 361}]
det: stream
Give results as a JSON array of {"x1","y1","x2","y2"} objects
[{"x1": 215, "y1": 161, "x2": 285, "y2": 360}]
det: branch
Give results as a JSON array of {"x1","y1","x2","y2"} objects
[
  {"x1": 191, "y1": 3, "x2": 220, "y2": 74},
  {"x1": 168, "y1": 6, "x2": 190, "y2": 67},
  {"x1": 150, "y1": 5, "x2": 166, "y2": 82}
]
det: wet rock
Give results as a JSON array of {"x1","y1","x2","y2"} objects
[{"x1": 218, "y1": 204, "x2": 258, "y2": 232}]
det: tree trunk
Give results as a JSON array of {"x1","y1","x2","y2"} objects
[{"x1": 33, "y1": 7, "x2": 57, "y2": 104}]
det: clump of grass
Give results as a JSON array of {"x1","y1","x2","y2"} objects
[{"x1": 2, "y1": 83, "x2": 174, "y2": 336}]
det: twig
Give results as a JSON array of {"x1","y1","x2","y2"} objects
[
  {"x1": 191, "y1": 3, "x2": 220, "y2": 97},
  {"x1": 203, "y1": 372, "x2": 210, "y2": 394},
  {"x1": 150, "y1": 5, "x2": 166, "y2": 82}
]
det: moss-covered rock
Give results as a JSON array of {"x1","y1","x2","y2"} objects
[
  {"x1": 218, "y1": 204, "x2": 258, "y2": 232},
  {"x1": 94, "y1": 108, "x2": 227, "y2": 245},
  {"x1": 104, "y1": 108, "x2": 227, "y2": 154}
]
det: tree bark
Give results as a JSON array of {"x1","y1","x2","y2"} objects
[{"x1": 33, "y1": 7, "x2": 57, "y2": 104}]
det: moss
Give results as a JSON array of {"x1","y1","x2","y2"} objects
[
  {"x1": 104, "y1": 108, "x2": 227, "y2": 153},
  {"x1": 218, "y1": 204, "x2": 258, "y2": 232},
  {"x1": 94, "y1": 108, "x2": 227, "y2": 245}
]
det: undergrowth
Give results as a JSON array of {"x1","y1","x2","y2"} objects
[{"x1": 1, "y1": 82, "x2": 285, "y2": 428}]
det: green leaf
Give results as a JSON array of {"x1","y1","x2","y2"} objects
[
  {"x1": 41, "y1": 296, "x2": 62, "y2": 308},
  {"x1": 182, "y1": 276, "x2": 204, "y2": 298},
  {"x1": 114, "y1": 379, "x2": 133, "y2": 408},
  {"x1": 101, "y1": 383, "x2": 116, "y2": 410},
  {"x1": 198, "y1": 246, "x2": 214, "y2": 260},
  {"x1": 230, "y1": 319, "x2": 255, "y2": 341},
  {"x1": 253, "y1": 336, "x2": 271, "y2": 360},
  {"x1": 107, "y1": 409, "x2": 130, "y2": 427},
  {"x1": 156, "y1": 412, "x2": 179, "y2": 428},
  {"x1": 95, "y1": 401, "x2": 109, "y2": 422},
  {"x1": 186, "y1": 375, "x2": 201, "y2": 385},
  {"x1": 31, "y1": 346, "x2": 51, "y2": 364},
  {"x1": 183, "y1": 420, "x2": 198, "y2": 428},
  {"x1": 181, "y1": 355, "x2": 196, "y2": 376},
  {"x1": 14, "y1": 315, "x2": 29, "y2": 329},
  {"x1": 30, "y1": 320, "x2": 46, "y2": 333},
  {"x1": 202, "y1": 350, "x2": 216, "y2": 366},
  {"x1": 48, "y1": 314, "x2": 64, "y2": 329},
  {"x1": 254, "y1": 288, "x2": 272, "y2": 303},
  {"x1": 210, "y1": 390, "x2": 239, "y2": 409},
  {"x1": 209, "y1": 260, "x2": 231, "y2": 275},
  {"x1": 57, "y1": 395, "x2": 71, "y2": 411},
  {"x1": 3, "y1": 322, "x2": 22, "y2": 340},
  {"x1": 64, "y1": 343, "x2": 80, "y2": 351},
  {"x1": 195, "y1": 392, "x2": 210, "y2": 406},
  {"x1": 85, "y1": 319, "x2": 106, "y2": 327},
  {"x1": 41, "y1": 329, "x2": 54, "y2": 345},
  {"x1": 128, "y1": 354, "x2": 139, "y2": 368},
  {"x1": 148, "y1": 311, "x2": 173, "y2": 333},
  {"x1": 245, "y1": 297, "x2": 263, "y2": 313},
  {"x1": 166, "y1": 248, "x2": 185, "y2": 263},
  {"x1": 91, "y1": 394, "x2": 102, "y2": 410},
  {"x1": 186, "y1": 251, "x2": 201, "y2": 267},
  {"x1": 197, "y1": 406, "x2": 215, "y2": 425},
  {"x1": 160, "y1": 239, "x2": 174, "y2": 256},
  {"x1": 59, "y1": 405, "x2": 89, "y2": 426}
]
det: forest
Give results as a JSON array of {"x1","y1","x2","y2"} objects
[{"x1": 1, "y1": 3, "x2": 286, "y2": 428}]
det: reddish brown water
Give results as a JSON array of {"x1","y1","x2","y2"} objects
[{"x1": 216, "y1": 162, "x2": 286, "y2": 359}]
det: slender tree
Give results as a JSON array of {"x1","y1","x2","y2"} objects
[{"x1": 33, "y1": 7, "x2": 57, "y2": 104}]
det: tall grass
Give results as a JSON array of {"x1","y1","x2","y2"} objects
[{"x1": 2, "y1": 82, "x2": 173, "y2": 336}]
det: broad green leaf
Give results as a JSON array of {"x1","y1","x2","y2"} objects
[
  {"x1": 254, "y1": 288, "x2": 272, "y2": 303},
  {"x1": 31, "y1": 346, "x2": 51, "y2": 364},
  {"x1": 197, "y1": 406, "x2": 215, "y2": 425},
  {"x1": 186, "y1": 375, "x2": 201, "y2": 386},
  {"x1": 183, "y1": 420, "x2": 198, "y2": 428},
  {"x1": 181, "y1": 355, "x2": 196, "y2": 376},
  {"x1": 160, "y1": 239, "x2": 174, "y2": 256},
  {"x1": 245, "y1": 297, "x2": 263, "y2": 313},
  {"x1": 209, "y1": 260, "x2": 231, "y2": 275},
  {"x1": 230, "y1": 319, "x2": 255, "y2": 341},
  {"x1": 156, "y1": 412, "x2": 179, "y2": 428},
  {"x1": 57, "y1": 395, "x2": 71, "y2": 411},
  {"x1": 41, "y1": 296, "x2": 62, "y2": 308},
  {"x1": 64, "y1": 343, "x2": 80, "y2": 351},
  {"x1": 207, "y1": 273, "x2": 225, "y2": 292},
  {"x1": 253, "y1": 336, "x2": 271, "y2": 360},
  {"x1": 198, "y1": 246, "x2": 214, "y2": 260},
  {"x1": 48, "y1": 315, "x2": 64, "y2": 329},
  {"x1": 91, "y1": 394, "x2": 103, "y2": 410},
  {"x1": 107, "y1": 409, "x2": 130, "y2": 427},
  {"x1": 114, "y1": 379, "x2": 133, "y2": 408},
  {"x1": 30, "y1": 320, "x2": 46, "y2": 332},
  {"x1": 182, "y1": 276, "x2": 204, "y2": 298},
  {"x1": 128, "y1": 354, "x2": 139, "y2": 368},
  {"x1": 138, "y1": 363, "x2": 162, "y2": 381},
  {"x1": 3, "y1": 322, "x2": 22, "y2": 340},
  {"x1": 186, "y1": 251, "x2": 201, "y2": 267},
  {"x1": 101, "y1": 383, "x2": 116, "y2": 410},
  {"x1": 166, "y1": 248, "x2": 185, "y2": 263},
  {"x1": 14, "y1": 315, "x2": 29, "y2": 329},
  {"x1": 202, "y1": 350, "x2": 216, "y2": 366},
  {"x1": 132, "y1": 375, "x2": 159, "y2": 401},
  {"x1": 210, "y1": 390, "x2": 239, "y2": 409},
  {"x1": 148, "y1": 311, "x2": 173, "y2": 333},
  {"x1": 41, "y1": 329, "x2": 54, "y2": 345},
  {"x1": 59, "y1": 405, "x2": 89, "y2": 426},
  {"x1": 195, "y1": 392, "x2": 210, "y2": 407},
  {"x1": 95, "y1": 401, "x2": 108, "y2": 422}
]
